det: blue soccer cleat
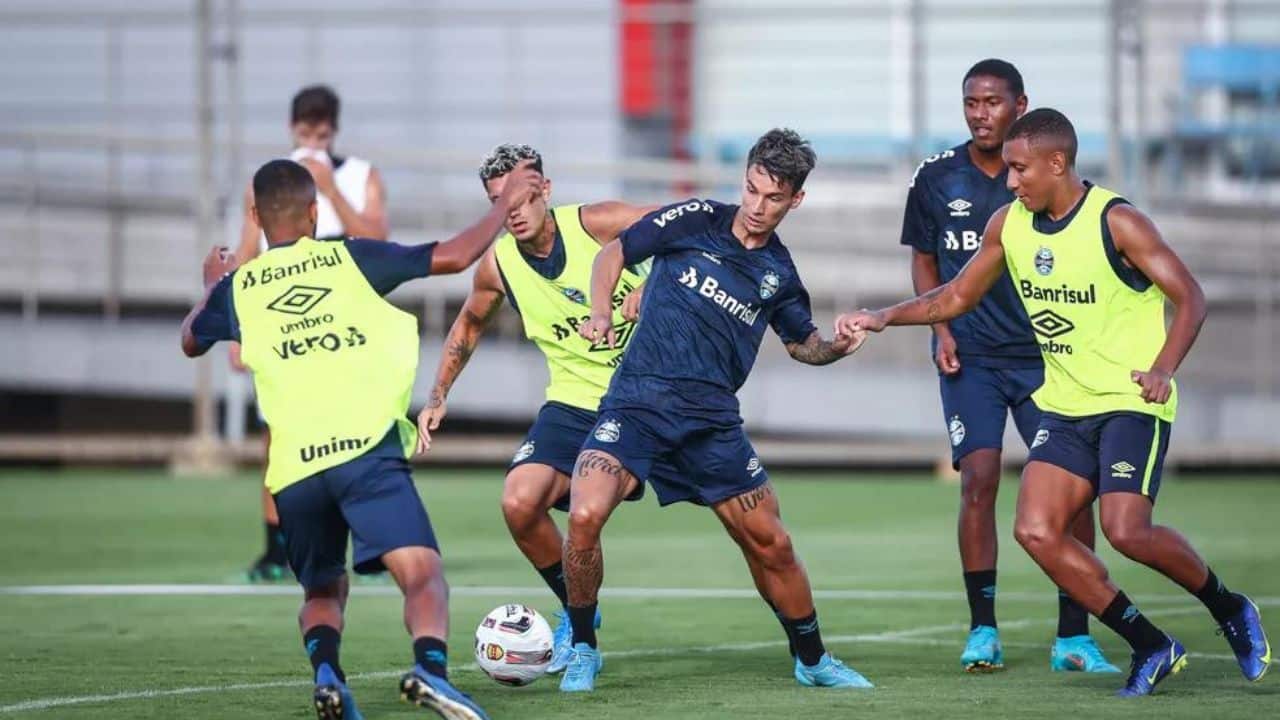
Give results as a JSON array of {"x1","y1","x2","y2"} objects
[
  {"x1": 1116, "y1": 636, "x2": 1187, "y2": 697},
  {"x1": 558, "y1": 643, "x2": 603, "y2": 693},
  {"x1": 313, "y1": 663, "x2": 362, "y2": 720},
  {"x1": 794, "y1": 653, "x2": 874, "y2": 689},
  {"x1": 399, "y1": 665, "x2": 489, "y2": 720},
  {"x1": 1218, "y1": 594, "x2": 1272, "y2": 682},
  {"x1": 961, "y1": 625, "x2": 1004, "y2": 672},
  {"x1": 1051, "y1": 635, "x2": 1121, "y2": 673},
  {"x1": 547, "y1": 608, "x2": 602, "y2": 675}
]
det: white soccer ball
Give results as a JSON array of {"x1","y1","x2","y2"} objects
[{"x1": 474, "y1": 604, "x2": 554, "y2": 686}]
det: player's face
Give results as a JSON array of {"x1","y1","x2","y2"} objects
[
  {"x1": 291, "y1": 121, "x2": 336, "y2": 152},
  {"x1": 963, "y1": 75, "x2": 1026, "y2": 153},
  {"x1": 484, "y1": 171, "x2": 552, "y2": 243},
  {"x1": 1003, "y1": 136, "x2": 1062, "y2": 213},
  {"x1": 740, "y1": 164, "x2": 804, "y2": 236}
]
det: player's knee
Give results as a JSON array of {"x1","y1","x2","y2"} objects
[
  {"x1": 567, "y1": 502, "x2": 608, "y2": 539},
  {"x1": 1014, "y1": 518, "x2": 1054, "y2": 556},
  {"x1": 1101, "y1": 516, "x2": 1149, "y2": 559},
  {"x1": 500, "y1": 488, "x2": 543, "y2": 534},
  {"x1": 958, "y1": 454, "x2": 1001, "y2": 509},
  {"x1": 743, "y1": 527, "x2": 796, "y2": 572}
]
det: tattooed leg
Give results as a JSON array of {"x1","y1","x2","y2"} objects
[
  {"x1": 713, "y1": 482, "x2": 815, "y2": 619},
  {"x1": 562, "y1": 450, "x2": 636, "y2": 647}
]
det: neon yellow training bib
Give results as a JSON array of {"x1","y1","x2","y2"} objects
[
  {"x1": 1002, "y1": 186, "x2": 1177, "y2": 421},
  {"x1": 493, "y1": 204, "x2": 645, "y2": 411},
  {"x1": 232, "y1": 237, "x2": 418, "y2": 492}
]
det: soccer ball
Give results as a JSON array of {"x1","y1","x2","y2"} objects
[{"x1": 474, "y1": 604, "x2": 554, "y2": 686}]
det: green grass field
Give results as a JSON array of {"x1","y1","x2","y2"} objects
[{"x1": 1, "y1": 468, "x2": 1277, "y2": 719}]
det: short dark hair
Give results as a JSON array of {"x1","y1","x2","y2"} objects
[
  {"x1": 478, "y1": 143, "x2": 544, "y2": 184},
  {"x1": 963, "y1": 59, "x2": 1024, "y2": 98},
  {"x1": 252, "y1": 159, "x2": 316, "y2": 227},
  {"x1": 747, "y1": 128, "x2": 816, "y2": 193},
  {"x1": 291, "y1": 85, "x2": 341, "y2": 128},
  {"x1": 1006, "y1": 108, "x2": 1078, "y2": 165}
]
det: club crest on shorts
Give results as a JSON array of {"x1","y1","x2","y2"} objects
[
  {"x1": 1034, "y1": 246, "x2": 1054, "y2": 276},
  {"x1": 1032, "y1": 429, "x2": 1050, "y2": 448},
  {"x1": 594, "y1": 418, "x2": 621, "y2": 443},
  {"x1": 759, "y1": 270, "x2": 780, "y2": 300},
  {"x1": 948, "y1": 416, "x2": 966, "y2": 447},
  {"x1": 512, "y1": 441, "x2": 535, "y2": 463},
  {"x1": 747, "y1": 456, "x2": 763, "y2": 477}
]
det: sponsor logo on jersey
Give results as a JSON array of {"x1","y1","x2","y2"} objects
[
  {"x1": 241, "y1": 247, "x2": 343, "y2": 289},
  {"x1": 1032, "y1": 429, "x2": 1050, "y2": 448},
  {"x1": 594, "y1": 418, "x2": 621, "y2": 443},
  {"x1": 1111, "y1": 461, "x2": 1136, "y2": 479},
  {"x1": 947, "y1": 198, "x2": 972, "y2": 217},
  {"x1": 267, "y1": 285, "x2": 331, "y2": 315},
  {"x1": 907, "y1": 149, "x2": 956, "y2": 188},
  {"x1": 944, "y1": 230, "x2": 980, "y2": 251},
  {"x1": 652, "y1": 200, "x2": 714, "y2": 229},
  {"x1": 1034, "y1": 246, "x2": 1054, "y2": 276},
  {"x1": 1029, "y1": 309, "x2": 1075, "y2": 339},
  {"x1": 513, "y1": 441, "x2": 535, "y2": 463},
  {"x1": 561, "y1": 287, "x2": 587, "y2": 305},
  {"x1": 273, "y1": 325, "x2": 367, "y2": 360},
  {"x1": 701, "y1": 251, "x2": 722, "y2": 265},
  {"x1": 678, "y1": 267, "x2": 761, "y2": 326},
  {"x1": 300, "y1": 434, "x2": 371, "y2": 463},
  {"x1": 759, "y1": 271, "x2": 780, "y2": 300},
  {"x1": 948, "y1": 416, "x2": 966, "y2": 447},
  {"x1": 1019, "y1": 280, "x2": 1097, "y2": 305}
]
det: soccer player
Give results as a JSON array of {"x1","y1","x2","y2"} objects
[
  {"x1": 234, "y1": 85, "x2": 391, "y2": 583},
  {"x1": 560, "y1": 129, "x2": 873, "y2": 693},
  {"x1": 416, "y1": 143, "x2": 653, "y2": 673},
  {"x1": 837, "y1": 109, "x2": 1270, "y2": 697},
  {"x1": 182, "y1": 158, "x2": 540, "y2": 719},
  {"x1": 901, "y1": 59, "x2": 1114, "y2": 672}
]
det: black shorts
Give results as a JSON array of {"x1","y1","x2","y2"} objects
[
  {"x1": 274, "y1": 430, "x2": 437, "y2": 590},
  {"x1": 1027, "y1": 411, "x2": 1172, "y2": 502}
]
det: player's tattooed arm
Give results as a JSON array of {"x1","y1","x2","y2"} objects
[
  {"x1": 580, "y1": 201, "x2": 661, "y2": 245},
  {"x1": 1108, "y1": 204, "x2": 1206, "y2": 404},
  {"x1": 418, "y1": 250, "x2": 505, "y2": 452},
  {"x1": 785, "y1": 329, "x2": 867, "y2": 366},
  {"x1": 836, "y1": 206, "x2": 1011, "y2": 335}
]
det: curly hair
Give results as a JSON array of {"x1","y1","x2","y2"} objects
[{"x1": 478, "y1": 143, "x2": 544, "y2": 184}]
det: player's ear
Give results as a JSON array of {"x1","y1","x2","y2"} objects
[
  {"x1": 308, "y1": 200, "x2": 319, "y2": 229},
  {"x1": 1015, "y1": 94, "x2": 1028, "y2": 117},
  {"x1": 540, "y1": 176, "x2": 552, "y2": 203},
  {"x1": 1049, "y1": 150, "x2": 1067, "y2": 177},
  {"x1": 250, "y1": 204, "x2": 261, "y2": 228},
  {"x1": 789, "y1": 189, "x2": 805, "y2": 210}
]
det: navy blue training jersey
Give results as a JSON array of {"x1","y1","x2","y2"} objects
[
  {"x1": 190, "y1": 237, "x2": 435, "y2": 352},
  {"x1": 900, "y1": 142, "x2": 1041, "y2": 368},
  {"x1": 608, "y1": 199, "x2": 817, "y2": 420}
]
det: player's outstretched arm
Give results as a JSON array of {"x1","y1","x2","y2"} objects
[
  {"x1": 1108, "y1": 205, "x2": 1207, "y2": 404},
  {"x1": 180, "y1": 246, "x2": 238, "y2": 358},
  {"x1": 836, "y1": 205, "x2": 1010, "y2": 335},
  {"x1": 785, "y1": 328, "x2": 869, "y2": 366},
  {"x1": 579, "y1": 239, "x2": 626, "y2": 348},
  {"x1": 417, "y1": 250, "x2": 506, "y2": 453},
  {"x1": 430, "y1": 160, "x2": 541, "y2": 275},
  {"x1": 580, "y1": 201, "x2": 661, "y2": 245},
  {"x1": 911, "y1": 249, "x2": 960, "y2": 375}
]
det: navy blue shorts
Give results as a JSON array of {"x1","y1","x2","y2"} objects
[
  {"x1": 510, "y1": 401, "x2": 644, "y2": 511},
  {"x1": 1027, "y1": 411, "x2": 1172, "y2": 501},
  {"x1": 578, "y1": 404, "x2": 767, "y2": 507},
  {"x1": 939, "y1": 364, "x2": 1044, "y2": 468},
  {"x1": 274, "y1": 430, "x2": 438, "y2": 590}
]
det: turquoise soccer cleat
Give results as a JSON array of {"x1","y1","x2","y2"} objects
[
  {"x1": 1116, "y1": 636, "x2": 1188, "y2": 697},
  {"x1": 1051, "y1": 635, "x2": 1121, "y2": 673},
  {"x1": 558, "y1": 643, "x2": 603, "y2": 693},
  {"x1": 547, "y1": 608, "x2": 602, "y2": 675},
  {"x1": 1219, "y1": 594, "x2": 1272, "y2": 682},
  {"x1": 399, "y1": 665, "x2": 489, "y2": 720},
  {"x1": 313, "y1": 663, "x2": 363, "y2": 720},
  {"x1": 961, "y1": 625, "x2": 1004, "y2": 672},
  {"x1": 794, "y1": 653, "x2": 874, "y2": 689}
]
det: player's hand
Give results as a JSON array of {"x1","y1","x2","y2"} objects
[
  {"x1": 1131, "y1": 367, "x2": 1174, "y2": 404},
  {"x1": 497, "y1": 160, "x2": 542, "y2": 210},
  {"x1": 832, "y1": 328, "x2": 869, "y2": 356},
  {"x1": 202, "y1": 245, "x2": 237, "y2": 288},
  {"x1": 228, "y1": 341, "x2": 248, "y2": 373},
  {"x1": 835, "y1": 309, "x2": 886, "y2": 336},
  {"x1": 934, "y1": 331, "x2": 961, "y2": 375},
  {"x1": 416, "y1": 392, "x2": 448, "y2": 454},
  {"x1": 579, "y1": 312, "x2": 616, "y2": 348},
  {"x1": 621, "y1": 283, "x2": 645, "y2": 321},
  {"x1": 298, "y1": 157, "x2": 337, "y2": 197}
]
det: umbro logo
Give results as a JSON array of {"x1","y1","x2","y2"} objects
[
  {"x1": 1111, "y1": 461, "x2": 1136, "y2": 479},
  {"x1": 1029, "y1": 309, "x2": 1075, "y2": 339},
  {"x1": 267, "y1": 285, "x2": 331, "y2": 316},
  {"x1": 948, "y1": 198, "x2": 972, "y2": 217},
  {"x1": 701, "y1": 251, "x2": 722, "y2": 265}
]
